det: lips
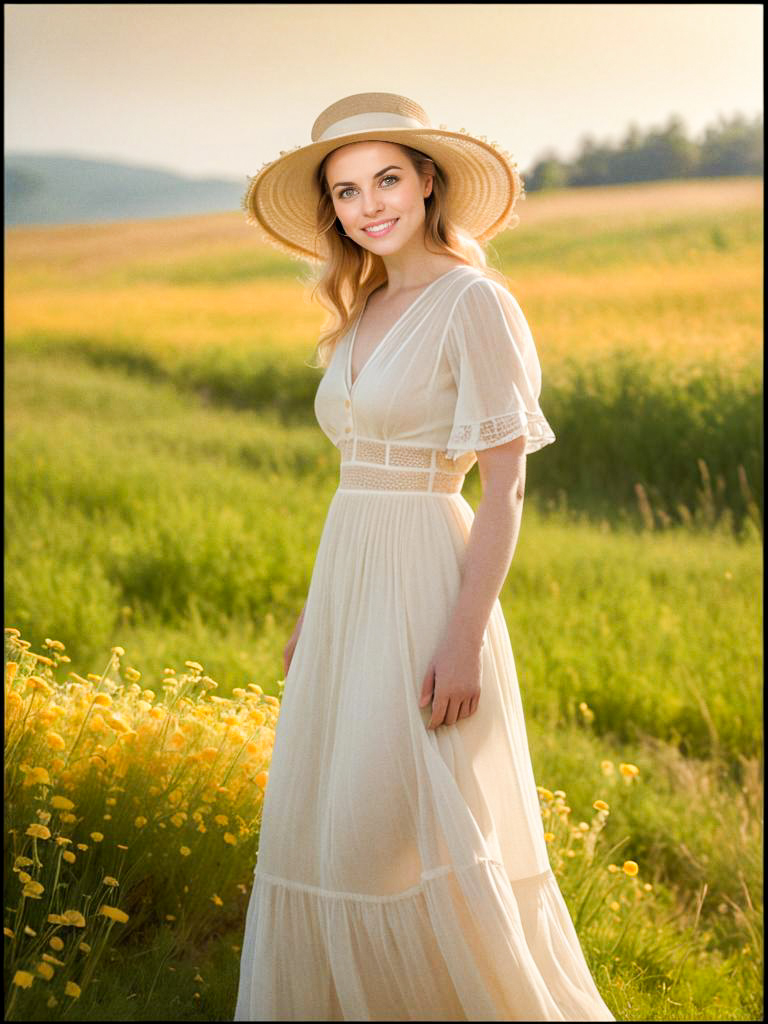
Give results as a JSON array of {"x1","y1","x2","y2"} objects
[{"x1": 363, "y1": 218, "x2": 398, "y2": 236}]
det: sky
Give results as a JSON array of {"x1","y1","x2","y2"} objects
[{"x1": 4, "y1": 4, "x2": 763, "y2": 182}]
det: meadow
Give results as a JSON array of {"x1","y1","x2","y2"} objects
[{"x1": 4, "y1": 176, "x2": 763, "y2": 1020}]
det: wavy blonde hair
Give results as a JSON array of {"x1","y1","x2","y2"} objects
[{"x1": 301, "y1": 143, "x2": 513, "y2": 370}]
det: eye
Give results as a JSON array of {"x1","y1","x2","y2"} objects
[{"x1": 338, "y1": 175, "x2": 399, "y2": 200}]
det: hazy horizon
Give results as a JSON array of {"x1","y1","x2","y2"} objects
[{"x1": 4, "y1": 4, "x2": 763, "y2": 183}]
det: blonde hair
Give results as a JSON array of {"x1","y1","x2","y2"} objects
[{"x1": 302, "y1": 143, "x2": 514, "y2": 370}]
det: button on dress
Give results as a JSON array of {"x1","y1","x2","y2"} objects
[{"x1": 234, "y1": 265, "x2": 615, "y2": 1021}]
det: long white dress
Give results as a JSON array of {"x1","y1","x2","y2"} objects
[{"x1": 234, "y1": 265, "x2": 615, "y2": 1021}]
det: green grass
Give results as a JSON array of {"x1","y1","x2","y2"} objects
[
  {"x1": 4, "y1": 346, "x2": 762, "y2": 1020},
  {"x1": 4, "y1": 181, "x2": 763, "y2": 1019}
]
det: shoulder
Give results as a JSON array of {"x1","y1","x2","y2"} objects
[{"x1": 447, "y1": 269, "x2": 519, "y2": 323}]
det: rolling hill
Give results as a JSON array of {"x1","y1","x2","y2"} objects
[{"x1": 4, "y1": 152, "x2": 246, "y2": 227}]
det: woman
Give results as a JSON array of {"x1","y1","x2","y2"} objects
[{"x1": 234, "y1": 92, "x2": 614, "y2": 1022}]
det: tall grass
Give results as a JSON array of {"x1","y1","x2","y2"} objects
[
  {"x1": 4, "y1": 179, "x2": 763, "y2": 1019},
  {"x1": 6, "y1": 180, "x2": 762, "y2": 532}
]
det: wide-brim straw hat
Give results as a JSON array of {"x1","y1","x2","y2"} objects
[{"x1": 242, "y1": 91, "x2": 525, "y2": 264}]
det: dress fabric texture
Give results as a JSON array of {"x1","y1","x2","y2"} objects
[{"x1": 234, "y1": 265, "x2": 614, "y2": 1021}]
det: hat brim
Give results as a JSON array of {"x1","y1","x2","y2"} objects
[{"x1": 243, "y1": 128, "x2": 523, "y2": 263}]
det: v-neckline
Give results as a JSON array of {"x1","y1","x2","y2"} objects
[{"x1": 345, "y1": 266, "x2": 467, "y2": 395}]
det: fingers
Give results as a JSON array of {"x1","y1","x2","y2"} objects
[
  {"x1": 419, "y1": 665, "x2": 435, "y2": 707},
  {"x1": 427, "y1": 694, "x2": 480, "y2": 729}
]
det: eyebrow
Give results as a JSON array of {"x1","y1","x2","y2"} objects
[{"x1": 331, "y1": 165, "x2": 402, "y2": 190}]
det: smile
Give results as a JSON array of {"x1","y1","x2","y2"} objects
[{"x1": 363, "y1": 219, "x2": 398, "y2": 237}]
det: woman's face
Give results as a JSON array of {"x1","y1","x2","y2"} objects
[{"x1": 325, "y1": 141, "x2": 433, "y2": 253}]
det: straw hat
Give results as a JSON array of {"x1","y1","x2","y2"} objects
[{"x1": 242, "y1": 91, "x2": 525, "y2": 263}]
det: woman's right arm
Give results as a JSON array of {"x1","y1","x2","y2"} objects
[{"x1": 282, "y1": 600, "x2": 307, "y2": 678}]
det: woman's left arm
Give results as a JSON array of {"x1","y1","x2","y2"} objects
[{"x1": 419, "y1": 434, "x2": 527, "y2": 729}]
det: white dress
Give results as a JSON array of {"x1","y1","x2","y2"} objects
[{"x1": 234, "y1": 265, "x2": 615, "y2": 1021}]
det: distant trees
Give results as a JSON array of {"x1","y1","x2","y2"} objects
[{"x1": 524, "y1": 112, "x2": 763, "y2": 191}]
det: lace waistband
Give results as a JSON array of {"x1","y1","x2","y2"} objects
[{"x1": 337, "y1": 437, "x2": 474, "y2": 494}]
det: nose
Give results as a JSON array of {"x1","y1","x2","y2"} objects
[{"x1": 361, "y1": 188, "x2": 385, "y2": 217}]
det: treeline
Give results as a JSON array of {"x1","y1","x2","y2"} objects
[{"x1": 524, "y1": 112, "x2": 763, "y2": 190}]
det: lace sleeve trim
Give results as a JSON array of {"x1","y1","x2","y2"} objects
[{"x1": 446, "y1": 409, "x2": 556, "y2": 460}]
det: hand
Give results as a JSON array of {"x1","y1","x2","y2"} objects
[{"x1": 418, "y1": 629, "x2": 483, "y2": 729}]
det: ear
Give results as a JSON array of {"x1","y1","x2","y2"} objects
[{"x1": 423, "y1": 172, "x2": 434, "y2": 199}]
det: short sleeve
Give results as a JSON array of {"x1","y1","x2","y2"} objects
[{"x1": 444, "y1": 278, "x2": 556, "y2": 460}]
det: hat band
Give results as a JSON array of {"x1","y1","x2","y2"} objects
[{"x1": 317, "y1": 111, "x2": 428, "y2": 142}]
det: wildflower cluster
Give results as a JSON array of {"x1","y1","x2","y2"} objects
[
  {"x1": 536, "y1": 755, "x2": 654, "y2": 952},
  {"x1": 4, "y1": 627, "x2": 280, "y2": 1018}
]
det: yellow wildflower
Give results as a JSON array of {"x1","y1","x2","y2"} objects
[
  {"x1": 18, "y1": 871, "x2": 32, "y2": 883},
  {"x1": 623, "y1": 860, "x2": 639, "y2": 876},
  {"x1": 600, "y1": 760, "x2": 614, "y2": 775},
  {"x1": 51, "y1": 795, "x2": 75, "y2": 811},
  {"x1": 610, "y1": 900, "x2": 620, "y2": 911},
  {"x1": 180, "y1": 846, "x2": 191, "y2": 857},
  {"x1": 62, "y1": 852, "x2": 76, "y2": 864},
  {"x1": 6, "y1": 660, "x2": 19, "y2": 680},
  {"x1": 87, "y1": 674, "x2": 102, "y2": 683},
  {"x1": 13, "y1": 970, "x2": 35, "y2": 988},
  {"x1": 184, "y1": 660, "x2": 203, "y2": 672},
  {"x1": 37, "y1": 961, "x2": 55, "y2": 980},
  {"x1": 593, "y1": 800, "x2": 610, "y2": 812},
  {"x1": 78, "y1": 942, "x2": 91, "y2": 953},
  {"x1": 62, "y1": 910, "x2": 86, "y2": 927},
  {"x1": 23, "y1": 880, "x2": 45, "y2": 898},
  {"x1": 223, "y1": 832, "x2": 237, "y2": 845},
  {"x1": 111, "y1": 646, "x2": 125, "y2": 657},
  {"x1": 537, "y1": 787, "x2": 554, "y2": 801},
  {"x1": 99, "y1": 905, "x2": 129, "y2": 924},
  {"x1": 60, "y1": 812, "x2": 77, "y2": 824},
  {"x1": 90, "y1": 832, "x2": 104, "y2": 843},
  {"x1": 543, "y1": 832, "x2": 555, "y2": 842},
  {"x1": 254, "y1": 771, "x2": 269, "y2": 789},
  {"x1": 578, "y1": 701, "x2": 595, "y2": 723},
  {"x1": 5, "y1": 927, "x2": 15, "y2": 938},
  {"x1": 619, "y1": 763, "x2": 639, "y2": 778},
  {"x1": 49, "y1": 936, "x2": 65, "y2": 951},
  {"x1": 65, "y1": 980, "x2": 81, "y2": 998},
  {"x1": 14, "y1": 855, "x2": 34, "y2": 868},
  {"x1": 45, "y1": 732, "x2": 67, "y2": 751},
  {"x1": 92, "y1": 693, "x2": 112, "y2": 708},
  {"x1": 33, "y1": 653, "x2": 56, "y2": 667},
  {"x1": 210, "y1": 894, "x2": 223, "y2": 906},
  {"x1": 106, "y1": 713, "x2": 131, "y2": 733},
  {"x1": 141, "y1": 689, "x2": 156, "y2": 701},
  {"x1": 214, "y1": 814, "x2": 229, "y2": 826},
  {"x1": 103, "y1": 876, "x2": 119, "y2": 887},
  {"x1": 124, "y1": 667, "x2": 141, "y2": 682},
  {"x1": 134, "y1": 816, "x2": 148, "y2": 828},
  {"x1": 23, "y1": 766, "x2": 51, "y2": 788},
  {"x1": 607, "y1": 864, "x2": 619, "y2": 873},
  {"x1": 26, "y1": 823, "x2": 51, "y2": 839}
]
